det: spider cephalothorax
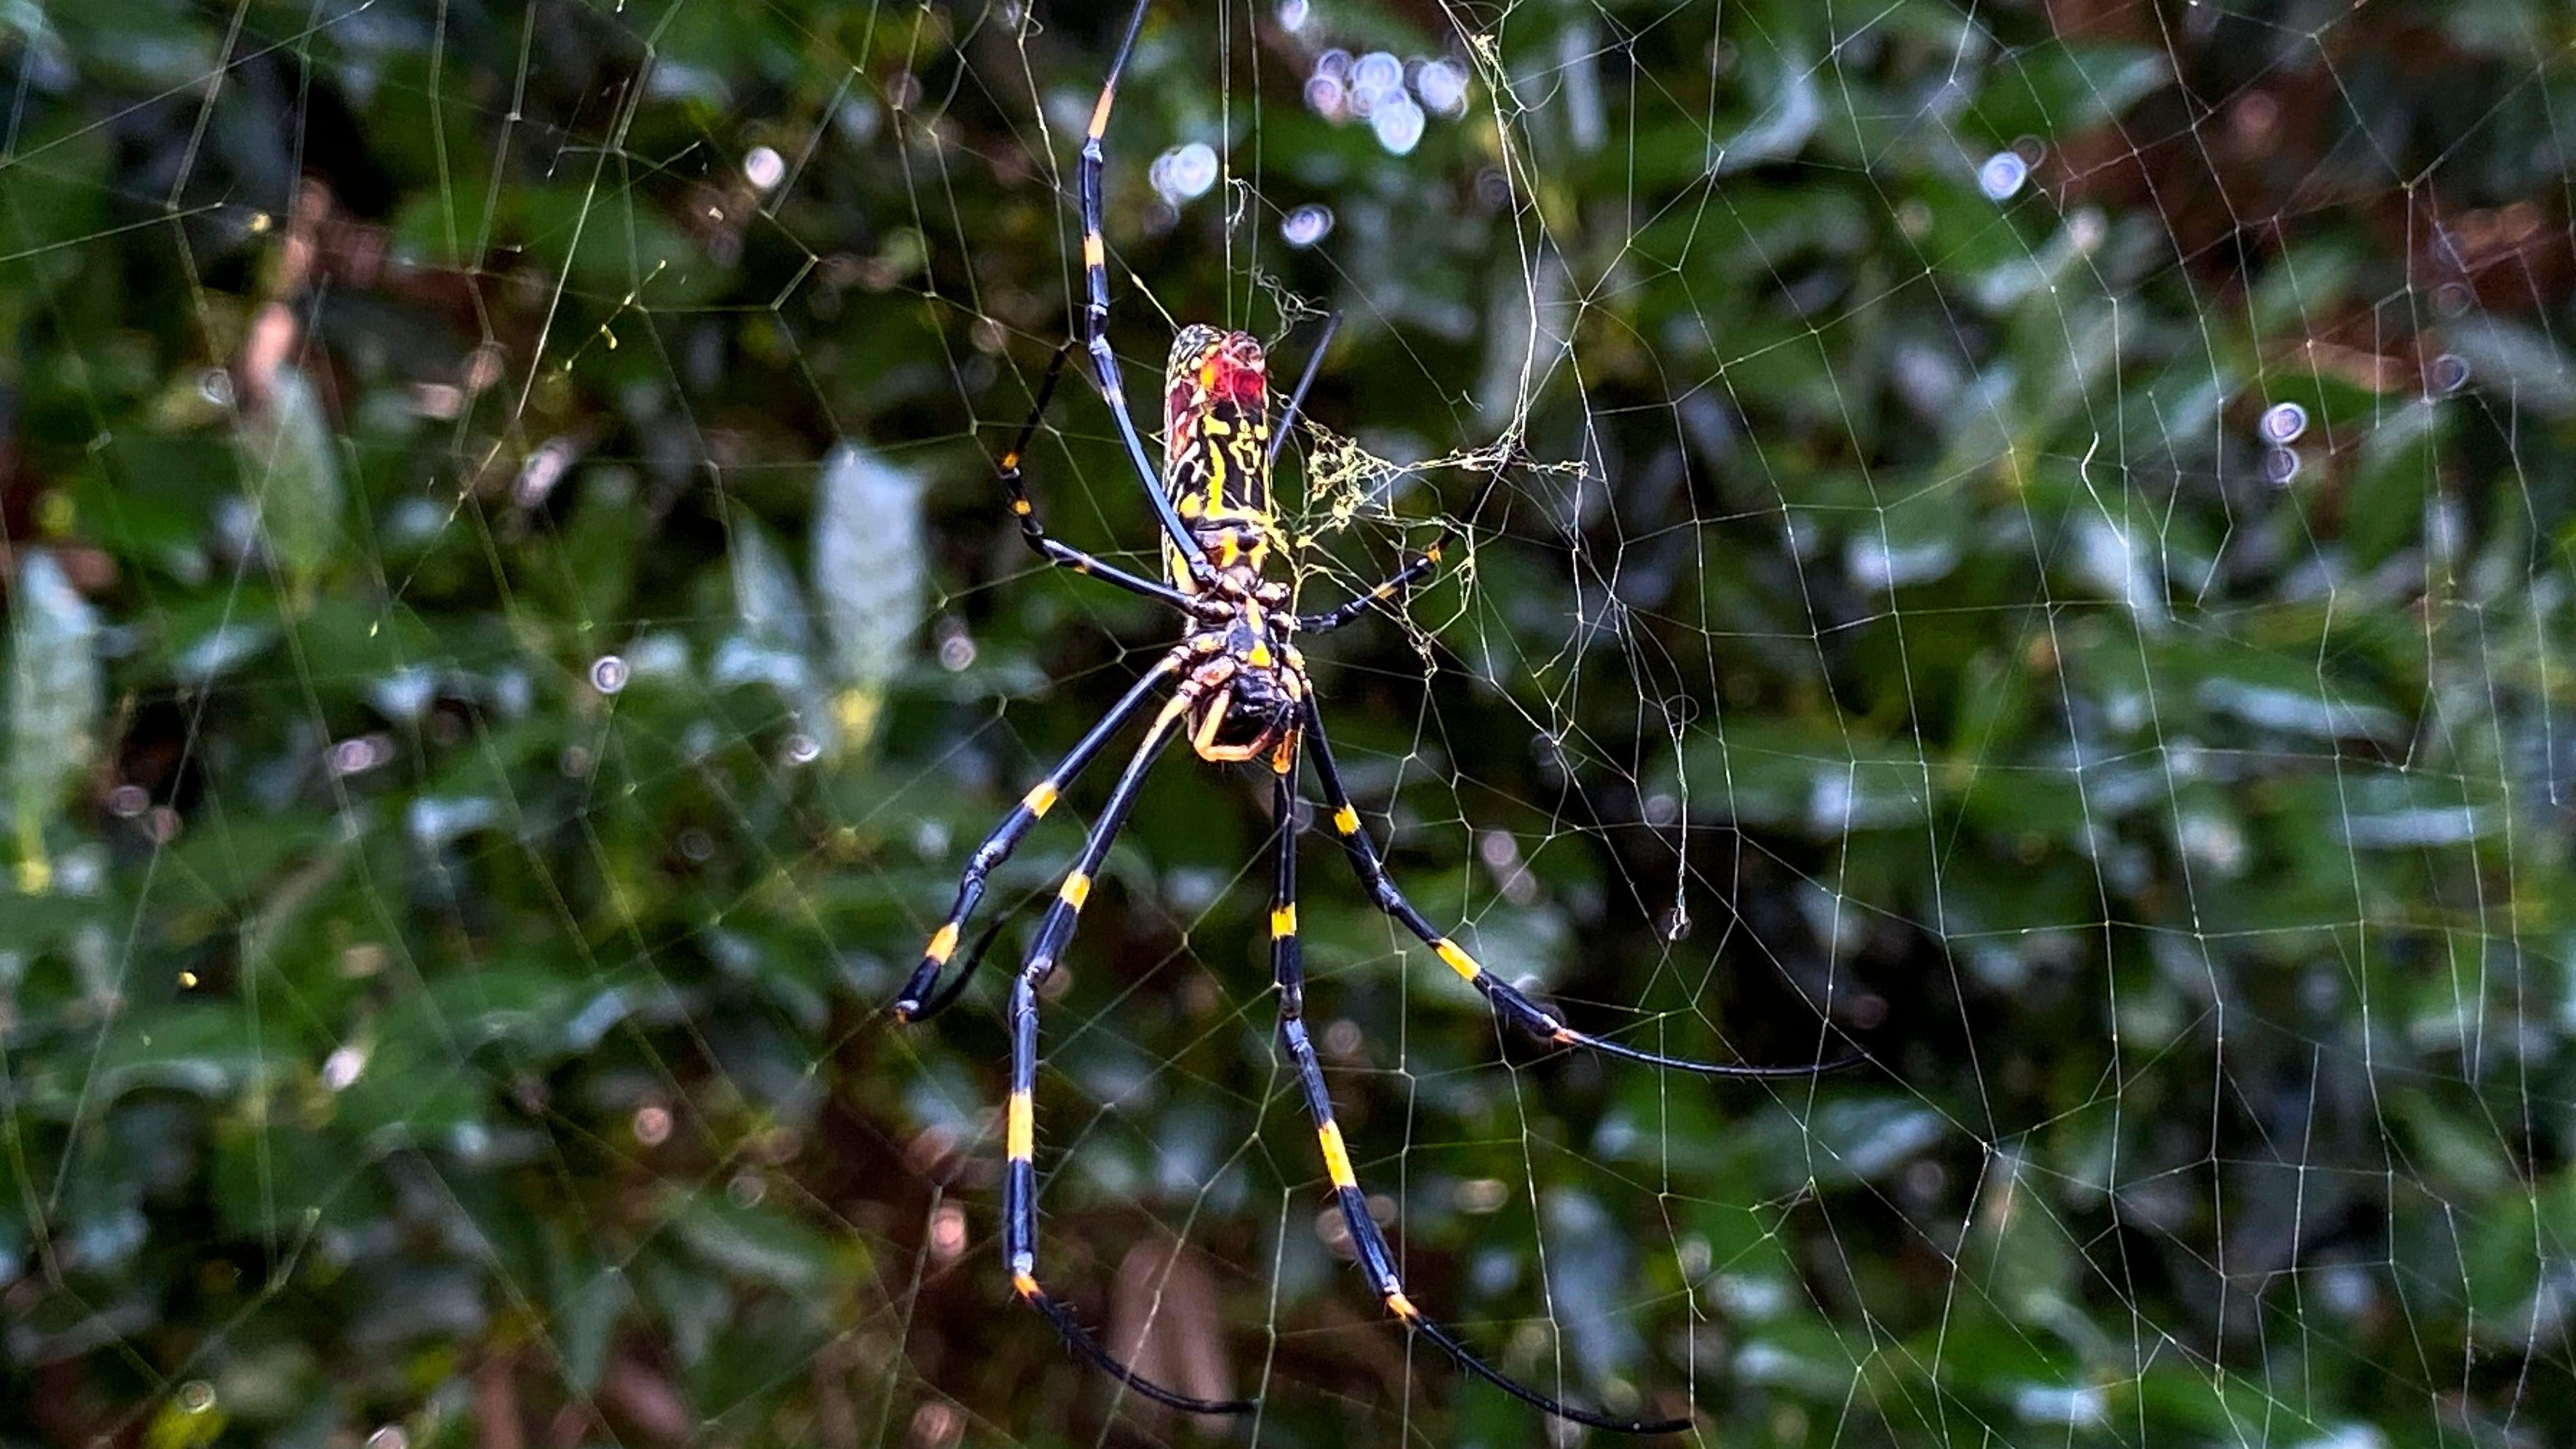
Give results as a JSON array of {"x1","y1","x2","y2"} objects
[{"x1": 886, "y1": 0, "x2": 1850, "y2": 1434}]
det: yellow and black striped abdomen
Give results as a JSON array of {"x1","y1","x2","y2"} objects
[{"x1": 1164, "y1": 325, "x2": 1282, "y2": 584}]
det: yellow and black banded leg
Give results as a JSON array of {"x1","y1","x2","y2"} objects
[
  {"x1": 1076, "y1": 0, "x2": 1213, "y2": 585},
  {"x1": 892, "y1": 651, "x2": 1185, "y2": 1021},
  {"x1": 1300, "y1": 699, "x2": 1853, "y2": 1079},
  {"x1": 995, "y1": 344, "x2": 1202, "y2": 612},
  {"x1": 1292, "y1": 450, "x2": 1511, "y2": 634},
  {"x1": 1268, "y1": 771, "x2": 1689, "y2": 1433},
  {"x1": 998, "y1": 691, "x2": 1249, "y2": 1414}
]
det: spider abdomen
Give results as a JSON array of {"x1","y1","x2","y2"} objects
[{"x1": 1164, "y1": 324, "x2": 1284, "y2": 587}]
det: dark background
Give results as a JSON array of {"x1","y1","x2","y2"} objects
[{"x1": 2, "y1": 1, "x2": 2572, "y2": 1445}]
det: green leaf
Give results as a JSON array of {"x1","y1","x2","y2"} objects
[
  {"x1": 2344, "y1": 398, "x2": 2444, "y2": 568},
  {"x1": 7, "y1": 549, "x2": 100, "y2": 890},
  {"x1": 663, "y1": 1186, "x2": 846, "y2": 1296},
  {"x1": 234, "y1": 365, "x2": 346, "y2": 600},
  {"x1": 811, "y1": 438, "x2": 928, "y2": 753}
]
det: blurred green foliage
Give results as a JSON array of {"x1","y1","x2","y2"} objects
[{"x1": 3, "y1": 1, "x2": 2573, "y2": 1445}]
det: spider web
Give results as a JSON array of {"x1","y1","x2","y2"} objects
[{"x1": 3, "y1": 0, "x2": 2572, "y2": 1445}]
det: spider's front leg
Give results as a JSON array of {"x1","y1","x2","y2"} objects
[
  {"x1": 1073, "y1": 0, "x2": 1217, "y2": 592},
  {"x1": 1265, "y1": 763, "x2": 1692, "y2": 1435},
  {"x1": 1298, "y1": 699, "x2": 1855, "y2": 1079},
  {"x1": 992, "y1": 344, "x2": 1201, "y2": 614}
]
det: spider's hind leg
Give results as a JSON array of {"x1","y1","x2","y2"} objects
[
  {"x1": 1263, "y1": 766, "x2": 1691, "y2": 1434},
  {"x1": 1298, "y1": 699, "x2": 1857, "y2": 1079},
  {"x1": 995, "y1": 688, "x2": 1252, "y2": 1416}
]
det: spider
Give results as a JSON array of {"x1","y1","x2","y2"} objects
[{"x1": 891, "y1": 0, "x2": 1848, "y2": 1432}]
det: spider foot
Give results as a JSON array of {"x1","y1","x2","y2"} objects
[{"x1": 1015, "y1": 1269, "x2": 1254, "y2": 1415}]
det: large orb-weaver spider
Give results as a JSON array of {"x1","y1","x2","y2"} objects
[{"x1": 891, "y1": 0, "x2": 1848, "y2": 1432}]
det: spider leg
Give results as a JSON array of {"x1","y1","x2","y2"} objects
[
  {"x1": 1078, "y1": 0, "x2": 1215, "y2": 587},
  {"x1": 1292, "y1": 450, "x2": 1510, "y2": 634},
  {"x1": 892, "y1": 651, "x2": 1185, "y2": 1021},
  {"x1": 1300, "y1": 699, "x2": 1857, "y2": 1079},
  {"x1": 1265, "y1": 763, "x2": 1691, "y2": 1434},
  {"x1": 996, "y1": 344, "x2": 1202, "y2": 613},
  {"x1": 900, "y1": 891, "x2": 1025, "y2": 1026},
  {"x1": 1001, "y1": 686, "x2": 1253, "y2": 1416},
  {"x1": 1266, "y1": 310, "x2": 1341, "y2": 472}
]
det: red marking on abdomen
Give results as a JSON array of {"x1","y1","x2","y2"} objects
[{"x1": 1202, "y1": 357, "x2": 1265, "y2": 409}]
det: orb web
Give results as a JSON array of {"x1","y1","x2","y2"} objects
[{"x1": 2, "y1": 1, "x2": 2570, "y2": 1446}]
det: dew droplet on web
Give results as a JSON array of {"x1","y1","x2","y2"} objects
[
  {"x1": 1303, "y1": 72, "x2": 1346, "y2": 121},
  {"x1": 633, "y1": 1103, "x2": 672, "y2": 1146},
  {"x1": 2262, "y1": 445, "x2": 2301, "y2": 485},
  {"x1": 590, "y1": 654, "x2": 629, "y2": 694},
  {"x1": 2259, "y1": 400, "x2": 2308, "y2": 444},
  {"x1": 514, "y1": 436, "x2": 576, "y2": 507},
  {"x1": 1276, "y1": 0, "x2": 1311, "y2": 33},
  {"x1": 2428, "y1": 352, "x2": 2469, "y2": 393},
  {"x1": 1978, "y1": 151, "x2": 2028, "y2": 202},
  {"x1": 179, "y1": 1381, "x2": 216, "y2": 1414},
  {"x1": 1152, "y1": 142, "x2": 1220, "y2": 206},
  {"x1": 931, "y1": 1202, "x2": 969, "y2": 1262},
  {"x1": 1414, "y1": 57, "x2": 1469, "y2": 116},
  {"x1": 329, "y1": 734, "x2": 392, "y2": 777},
  {"x1": 1351, "y1": 52, "x2": 1403, "y2": 116},
  {"x1": 365, "y1": 1429, "x2": 407, "y2": 1449},
  {"x1": 322, "y1": 1044, "x2": 367, "y2": 1091},
  {"x1": 1281, "y1": 203, "x2": 1335, "y2": 248},
  {"x1": 782, "y1": 732, "x2": 821, "y2": 765},
  {"x1": 744, "y1": 144, "x2": 785, "y2": 191},
  {"x1": 1372, "y1": 95, "x2": 1425, "y2": 156}
]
